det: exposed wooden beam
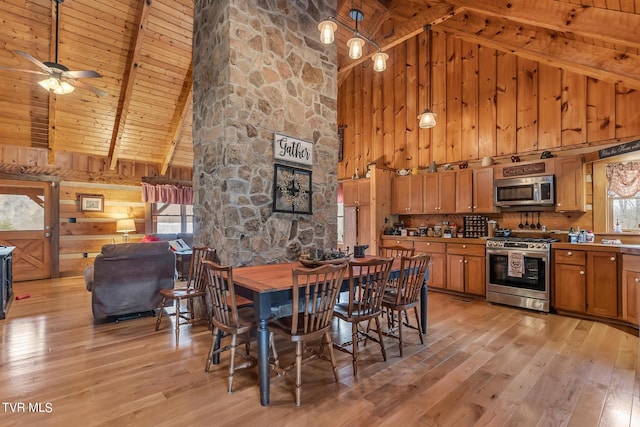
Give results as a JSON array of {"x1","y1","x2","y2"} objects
[
  {"x1": 161, "y1": 64, "x2": 193, "y2": 176},
  {"x1": 448, "y1": 0, "x2": 640, "y2": 51},
  {"x1": 108, "y1": 0, "x2": 152, "y2": 171},
  {"x1": 47, "y1": 0, "x2": 57, "y2": 165},
  {"x1": 337, "y1": 3, "x2": 462, "y2": 78},
  {"x1": 439, "y1": 11, "x2": 640, "y2": 90}
]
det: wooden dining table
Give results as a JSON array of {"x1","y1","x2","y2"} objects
[{"x1": 231, "y1": 257, "x2": 428, "y2": 406}]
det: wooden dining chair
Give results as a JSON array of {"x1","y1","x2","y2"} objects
[
  {"x1": 155, "y1": 246, "x2": 216, "y2": 345},
  {"x1": 381, "y1": 253, "x2": 430, "y2": 356},
  {"x1": 378, "y1": 245, "x2": 415, "y2": 259},
  {"x1": 333, "y1": 256, "x2": 393, "y2": 375},
  {"x1": 203, "y1": 261, "x2": 257, "y2": 393},
  {"x1": 269, "y1": 262, "x2": 348, "y2": 406}
]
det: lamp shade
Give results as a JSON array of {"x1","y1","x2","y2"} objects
[
  {"x1": 418, "y1": 110, "x2": 437, "y2": 129},
  {"x1": 38, "y1": 77, "x2": 75, "y2": 94},
  {"x1": 116, "y1": 219, "x2": 136, "y2": 233},
  {"x1": 371, "y1": 51, "x2": 388, "y2": 72},
  {"x1": 318, "y1": 20, "x2": 337, "y2": 44},
  {"x1": 347, "y1": 37, "x2": 365, "y2": 59}
]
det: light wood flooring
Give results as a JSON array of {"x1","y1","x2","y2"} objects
[{"x1": 1, "y1": 276, "x2": 640, "y2": 426}]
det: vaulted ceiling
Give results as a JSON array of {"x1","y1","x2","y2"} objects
[{"x1": 0, "y1": 0, "x2": 638, "y2": 176}]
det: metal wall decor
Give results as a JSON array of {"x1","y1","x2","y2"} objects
[{"x1": 272, "y1": 164, "x2": 312, "y2": 214}]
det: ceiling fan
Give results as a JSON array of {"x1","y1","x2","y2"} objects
[{"x1": 0, "y1": 0, "x2": 106, "y2": 97}]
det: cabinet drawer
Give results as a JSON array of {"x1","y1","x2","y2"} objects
[
  {"x1": 414, "y1": 241, "x2": 446, "y2": 253},
  {"x1": 446, "y1": 243, "x2": 485, "y2": 256},
  {"x1": 555, "y1": 249, "x2": 586, "y2": 265},
  {"x1": 381, "y1": 240, "x2": 413, "y2": 249},
  {"x1": 623, "y1": 254, "x2": 640, "y2": 272}
]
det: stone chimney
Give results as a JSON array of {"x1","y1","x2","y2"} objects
[{"x1": 193, "y1": 0, "x2": 338, "y2": 265}]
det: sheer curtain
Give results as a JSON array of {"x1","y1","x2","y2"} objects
[
  {"x1": 141, "y1": 182, "x2": 193, "y2": 205},
  {"x1": 606, "y1": 161, "x2": 640, "y2": 197}
]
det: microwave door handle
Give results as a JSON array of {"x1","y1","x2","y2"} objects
[{"x1": 533, "y1": 184, "x2": 539, "y2": 202}]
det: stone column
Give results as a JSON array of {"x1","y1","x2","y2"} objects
[{"x1": 193, "y1": 0, "x2": 338, "y2": 265}]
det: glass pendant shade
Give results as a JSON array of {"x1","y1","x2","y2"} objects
[
  {"x1": 418, "y1": 109, "x2": 437, "y2": 129},
  {"x1": 371, "y1": 51, "x2": 388, "y2": 72},
  {"x1": 39, "y1": 77, "x2": 74, "y2": 94},
  {"x1": 347, "y1": 37, "x2": 365, "y2": 59},
  {"x1": 318, "y1": 20, "x2": 337, "y2": 44}
]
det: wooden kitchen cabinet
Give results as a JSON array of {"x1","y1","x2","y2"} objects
[
  {"x1": 455, "y1": 168, "x2": 495, "y2": 214},
  {"x1": 424, "y1": 171, "x2": 456, "y2": 214},
  {"x1": 414, "y1": 241, "x2": 446, "y2": 290},
  {"x1": 391, "y1": 174, "x2": 424, "y2": 214},
  {"x1": 555, "y1": 156, "x2": 585, "y2": 212},
  {"x1": 622, "y1": 254, "x2": 640, "y2": 326},
  {"x1": 586, "y1": 251, "x2": 618, "y2": 318},
  {"x1": 342, "y1": 179, "x2": 370, "y2": 207},
  {"x1": 554, "y1": 249, "x2": 587, "y2": 312},
  {"x1": 446, "y1": 243, "x2": 486, "y2": 296},
  {"x1": 455, "y1": 169, "x2": 473, "y2": 213}
]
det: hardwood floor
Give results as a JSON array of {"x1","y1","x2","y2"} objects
[{"x1": 2, "y1": 277, "x2": 640, "y2": 426}]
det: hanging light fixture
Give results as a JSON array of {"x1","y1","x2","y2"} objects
[
  {"x1": 418, "y1": 25, "x2": 437, "y2": 129},
  {"x1": 318, "y1": 5, "x2": 387, "y2": 72},
  {"x1": 38, "y1": 76, "x2": 75, "y2": 94}
]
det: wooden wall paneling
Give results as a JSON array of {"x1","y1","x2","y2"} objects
[
  {"x1": 382, "y1": 57, "x2": 395, "y2": 169},
  {"x1": 516, "y1": 57, "x2": 539, "y2": 153},
  {"x1": 461, "y1": 40, "x2": 479, "y2": 160},
  {"x1": 537, "y1": 63, "x2": 562, "y2": 150},
  {"x1": 615, "y1": 84, "x2": 640, "y2": 138},
  {"x1": 371, "y1": 68, "x2": 384, "y2": 165},
  {"x1": 344, "y1": 72, "x2": 356, "y2": 177},
  {"x1": 337, "y1": 78, "x2": 346, "y2": 178},
  {"x1": 416, "y1": 31, "x2": 431, "y2": 168},
  {"x1": 496, "y1": 51, "x2": 517, "y2": 155},
  {"x1": 477, "y1": 45, "x2": 497, "y2": 158},
  {"x1": 394, "y1": 42, "x2": 407, "y2": 169},
  {"x1": 561, "y1": 71, "x2": 587, "y2": 146},
  {"x1": 361, "y1": 60, "x2": 373, "y2": 168},
  {"x1": 446, "y1": 36, "x2": 462, "y2": 163},
  {"x1": 354, "y1": 65, "x2": 364, "y2": 173},
  {"x1": 431, "y1": 30, "x2": 448, "y2": 165},
  {"x1": 586, "y1": 78, "x2": 616, "y2": 142},
  {"x1": 405, "y1": 36, "x2": 419, "y2": 168}
]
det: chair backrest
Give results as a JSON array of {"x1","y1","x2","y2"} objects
[
  {"x1": 391, "y1": 254, "x2": 430, "y2": 306},
  {"x1": 290, "y1": 263, "x2": 348, "y2": 336},
  {"x1": 202, "y1": 260, "x2": 243, "y2": 329},
  {"x1": 378, "y1": 245, "x2": 415, "y2": 259},
  {"x1": 346, "y1": 257, "x2": 394, "y2": 317},
  {"x1": 187, "y1": 246, "x2": 217, "y2": 291}
]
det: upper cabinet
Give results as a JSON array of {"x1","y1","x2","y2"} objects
[
  {"x1": 391, "y1": 174, "x2": 424, "y2": 214},
  {"x1": 555, "y1": 156, "x2": 585, "y2": 212},
  {"x1": 424, "y1": 171, "x2": 456, "y2": 214},
  {"x1": 456, "y1": 168, "x2": 496, "y2": 214},
  {"x1": 342, "y1": 179, "x2": 370, "y2": 207}
]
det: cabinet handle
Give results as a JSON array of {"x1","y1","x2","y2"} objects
[
  {"x1": 462, "y1": 245, "x2": 467, "y2": 248},
  {"x1": 580, "y1": 271, "x2": 585, "y2": 275},
  {"x1": 459, "y1": 259, "x2": 463, "y2": 263},
  {"x1": 567, "y1": 252, "x2": 572, "y2": 256},
  {"x1": 610, "y1": 257, "x2": 615, "y2": 261},
  {"x1": 427, "y1": 243, "x2": 431, "y2": 246},
  {"x1": 464, "y1": 259, "x2": 468, "y2": 263},
  {"x1": 557, "y1": 203, "x2": 562, "y2": 207},
  {"x1": 636, "y1": 278, "x2": 639, "y2": 283}
]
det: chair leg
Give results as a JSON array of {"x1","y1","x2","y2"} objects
[
  {"x1": 374, "y1": 316, "x2": 387, "y2": 361},
  {"x1": 397, "y1": 310, "x2": 404, "y2": 357},
  {"x1": 174, "y1": 297, "x2": 181, "y2": 346},
  {"x1": 205, "y1": 326, "x2": 220, "y2": 372},
  {"x1": 228, "y1": 333, "x2": 237, "y2": 394},
  {"x1": 155, "y1": 297, "x2": 166, "y2": 331},
  {"x1": 270, "y1": 333, "x2": 280, "y2": 369},
  {"x1": 351, "y1": 322, "x2": 358, "y2": 376},
  {"x1": 295, "y1": 341, "x2": 303, "y2": 406},
  {"x1": 324, "y1": 332, "x2": 339, "y2": 382},
  {"x1": 413, "y1": 307, "x2": 424, "y2": 344}
]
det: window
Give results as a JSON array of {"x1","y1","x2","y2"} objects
[
  {"x1": 151, "y1": 203, "x2": 193, "y2": 234},
  {"x1": 605, "y1": 160, "x2": 640, "y2": 232}
]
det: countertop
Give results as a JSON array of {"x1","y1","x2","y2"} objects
[{"x1": 381, "y1": 235, "x2": 488, "y2": 244}]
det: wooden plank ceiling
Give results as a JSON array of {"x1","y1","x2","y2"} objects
[{"x1": 0, "y1": 0, "x2": 638, "y2": 175}]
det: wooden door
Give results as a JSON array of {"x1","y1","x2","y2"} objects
[
  {"x1": 439, "y1": 171, "x2": 457, "y2": 213},
  {"x1": 554, "y1": 263, "x2": 586, "y2": 312},
  {"x1": 622, "y1": 270, "x2": 639, "y2": 326},
  {"x1": 342, "y1": 181, "x2": 359, "y2": 206},
  {"x1": 446, "y1": 254, "x2": 465, "y2": 292},
  {"x1": 555, "y1": 156, "x2": 585, "y2": 212},
  {"x1": 455, "y1": 169, "x2": 473, "y2": 213},
  {"x1": 423, "y1": 173, "x2": 439, "y2": 214},
  {"x1": 464, "y1": 256, "x2": 486, "y2": 296},
  {"x1": 473, "y1": 168, "x2": 495, "y2": 213},
  {"x1": 0, "y1": 180, "x2": 52, "y2": 281},
  {"x1": 586, "y1": 251, "x2": 618, "y2": 318}
]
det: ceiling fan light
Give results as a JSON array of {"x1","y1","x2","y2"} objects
[
  {"x1": 418, "y1": 109, "x2": 437, "y2": 129},
  {"x1": 56, "y1": 81, "x2": 75, "y2": 94},
  {"x1": 39, "y1": 77, "x2": 60, "y2": 91},
  {"x1": 371, "y1": 51, "x2": 388, "y2": 72},
  {"x1": 318, "y1": 20, "x2": 337, "y2": 44},
  {"x1": 347, "y1": 36, "x2": 365, "y2": 59}
]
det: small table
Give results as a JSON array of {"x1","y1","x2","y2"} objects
[
  {"x1": 174, "y1": 249, "x2": 192, "y2": 280},
  {"x1": 232, "y1": 257, "x2": 428, "y2": 406}
]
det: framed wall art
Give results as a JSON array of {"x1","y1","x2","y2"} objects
[
  {"x1": 272, "y1": 164, "x2": 312, "y2": 215},
  {"x1": 79, "y1": 194, "x2": 104, "y2": 212}
]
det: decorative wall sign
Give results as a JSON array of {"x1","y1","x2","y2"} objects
[
  {"x1": 272, "y1": 164, "x2": 312, "y2": 214},
  {"x1": 273, "y1": 133, "x2": 313, "y2": 166},
  {"x1": 502, "y1": 162, "x2": 546, "y2": 177},
  {"x1": 338, "y1": 125, "x2": 347, "y2": 162},
  {"x1": 79, "y1": 194, "x2": 104, "y2": 212},
  {"x1": 598, "y1": 139, "x2": 640, "y2": 159}
]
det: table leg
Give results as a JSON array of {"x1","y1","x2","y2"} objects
[
  {"x1": 420, "y1": 282, "x2": 427, "y2": 334},
  {"x1": 257, "y1": 317, "x2": 270, "y2": 406}
]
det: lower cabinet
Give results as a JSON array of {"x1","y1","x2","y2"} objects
[
  {"x1": 586, "y1": 251, "x2": 618, "y2": 318},
  {"x1": 554, "y1": 262, "x2": 586, "y2": 312},
  {"x1": 622, "y1": 254, "x2": 640, "y2": 326},
  {"x1": 414, "y1": 241, "x2": 446, "y2": 290},
  {"x1": 446, "y1": 243, "x2": 486, "y2": 296}
]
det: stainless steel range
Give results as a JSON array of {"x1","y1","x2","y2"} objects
[{"x1": 486, "y1": 237, "x2": 556, "y2": 312}]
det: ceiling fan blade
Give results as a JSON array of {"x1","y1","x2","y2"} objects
[
  {"x1": 15, "y1": 50, "x2": 51, "y2": 74},
  {"x1": 67, "y1": 70, "x2": 102, "y2": 79},
  {"x1": 73, "y1": 79, "x2": 107, "y2": 97},
  {"x1": 0, "y1": 66, "x2": 48, "y2": 76}
]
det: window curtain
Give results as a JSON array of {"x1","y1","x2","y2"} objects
[
  {"x1": 141, "y1": 182, "x2": 193, "y2": 205},
  {"x1": 606, "y1": 161, "x2": 640, "y2": 197}
]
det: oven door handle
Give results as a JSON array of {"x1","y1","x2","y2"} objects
[{"x1": 486, "y1": 249, "x2": 548, "y2": 260}]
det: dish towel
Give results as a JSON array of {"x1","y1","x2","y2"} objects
[{"x1": 508, "y1": 252, "x2": 524, "y2": 278}]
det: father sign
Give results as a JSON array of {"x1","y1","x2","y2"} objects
[{"x1": 274, "y1": 133, "x2": 313, "y2": 166}]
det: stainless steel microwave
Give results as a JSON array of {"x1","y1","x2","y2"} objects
[{"x1": 494, "y1": 175, "x2": 555, "y2": 209}]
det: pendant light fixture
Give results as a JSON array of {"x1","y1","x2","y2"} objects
[
  {"x1": 318, "y1": 3, "x2": 387, "y2": 72},
  {"x1": 418, "y1": 25, "x2": 437, "y2": 129}
]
